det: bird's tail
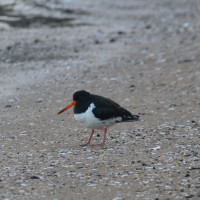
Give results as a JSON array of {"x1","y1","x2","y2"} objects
[
  {"x1": 116, "y1": 114, "x2": 140, "y2": 123},
  {"x1": 124, "y1": 115, "x2": 140, "y2": 122},
  {"x1": 132, "y1": 115, "x2": 140, "y2": 121}
]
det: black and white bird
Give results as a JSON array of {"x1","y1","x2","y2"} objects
[{"x1": 57, "y1": 90, "x2": 139, "y2": 146}]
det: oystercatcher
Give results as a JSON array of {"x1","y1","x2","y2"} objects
[{"x1": 57, "y1": 90, "x2": 139, "y2": 146}]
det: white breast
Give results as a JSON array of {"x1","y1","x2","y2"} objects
[{"x1": 74, "y1": 103, "x2": 122, "y2": 129}]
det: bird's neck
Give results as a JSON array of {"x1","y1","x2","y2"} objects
[{"x1": 74, "y1": 99, "x2": 93, "y2": 114}]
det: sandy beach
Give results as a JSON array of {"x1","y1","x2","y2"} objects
[{"x1": 0, "y1": 0, "x2": 200, "y2": 199}]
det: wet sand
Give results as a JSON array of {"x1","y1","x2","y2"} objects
[{"x1": 1, "y1": 0, "x2": 200, "y2": 199}]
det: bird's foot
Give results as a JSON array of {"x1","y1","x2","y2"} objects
[
  {"x1": 80, "y1": 142, "x2": 105, "y2": 147},
  {"x1": 80, "y1": 142, "x2": 90, "y2": 147},
  {"x1": 91, "y1": 142, "x2": 105, "y2": 147}
]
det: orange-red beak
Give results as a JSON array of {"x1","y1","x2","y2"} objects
[{"x1": 57, "y1": 100, "x2": 77, "y2": 115}]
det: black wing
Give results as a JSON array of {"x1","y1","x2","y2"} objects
[{"x1": 92, "y1": 95, "x2": 139, "y2": 121}]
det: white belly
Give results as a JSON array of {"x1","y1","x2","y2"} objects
[{"x1": 74, "y1": 103, "x2": 122, "y2": 129}]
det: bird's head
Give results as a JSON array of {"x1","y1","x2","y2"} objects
[
  {"x1": 73, "y1": 90, "x2": 90, "y2": 101},
  {"x1": 57, "y1": 90, "x2": 90, "y2": 114}
]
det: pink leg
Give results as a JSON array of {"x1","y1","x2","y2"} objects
[
  {"x1": 80, "y1": 129, "x2": 94, "y2": 146},
  {"x1": 93, "y1": 128, "x2": 107, "y2": 146}
]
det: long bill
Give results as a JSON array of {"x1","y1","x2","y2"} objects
[{"x1": 57, "y1": 100, "x2": 77, "y2": 114}]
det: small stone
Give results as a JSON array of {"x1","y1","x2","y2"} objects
[
  {"x1": 185, "y1": 173, "x2": 190, "y2": 177},
  {"x1": 109, "y1": 38, "x2": 117, "y2": 43},
  {"x1": 169, "y1": 104, "x2": 177, "y2": 107},
  {"x1": 94, "y1": 39, "x2": 101, "y2": 44},
  {"x1": 36, "y1": 99, "x2": 42, "y2": 103},
  {"x1": 34, "y1": 39, "x2": 40, "y2": 43},
  {"x1": 74, "y1": 48, "x2": 79, "y2": 53},
  {"x1": 7, "y1": 46, "x2": 12, "y2": 50},
  {"x1": 186, "y1": 195, "x2": 195, "y2": 199},
  {"x1": 118, "y1": 31, "x2": 125, "y2": 35},
  {"x1": 191, "y1": 120, "x2": 197, "y2": 124},
  {"x1": 145, "y1": 25, "x2": 151, "y2": 29},
  {"x1": 30, "y1": 176, "x2": 39, "y2": 179},
  {"x1": 5, "y1": 105, "x2": 12, "y2": 108}
]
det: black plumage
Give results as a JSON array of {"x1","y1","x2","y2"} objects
[
  {"x1": 58, "y1": 90, "x2": 139, "y2": 146},
  {"x1": 73, "y1": 90, "x2": 139, "y2": 122}
]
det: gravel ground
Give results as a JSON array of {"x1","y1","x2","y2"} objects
[{"x1": 0, "y1": 0, "x2": 200, "y2": 199}]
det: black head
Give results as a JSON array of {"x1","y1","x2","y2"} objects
[
  {"x1": 73, "y1": 90, "x2": 90, "y2": 102},
  {"x1": 57, "y1": 90, "x2": 90, "y2": 115}
]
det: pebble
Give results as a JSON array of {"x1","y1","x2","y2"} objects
[{"x1": 5, "y1": 105, "x2": 12, "y2": 108}]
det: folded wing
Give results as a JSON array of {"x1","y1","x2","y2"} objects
[{"x1": 92, "y1": 95, "x2": 139, "y2": 122}]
